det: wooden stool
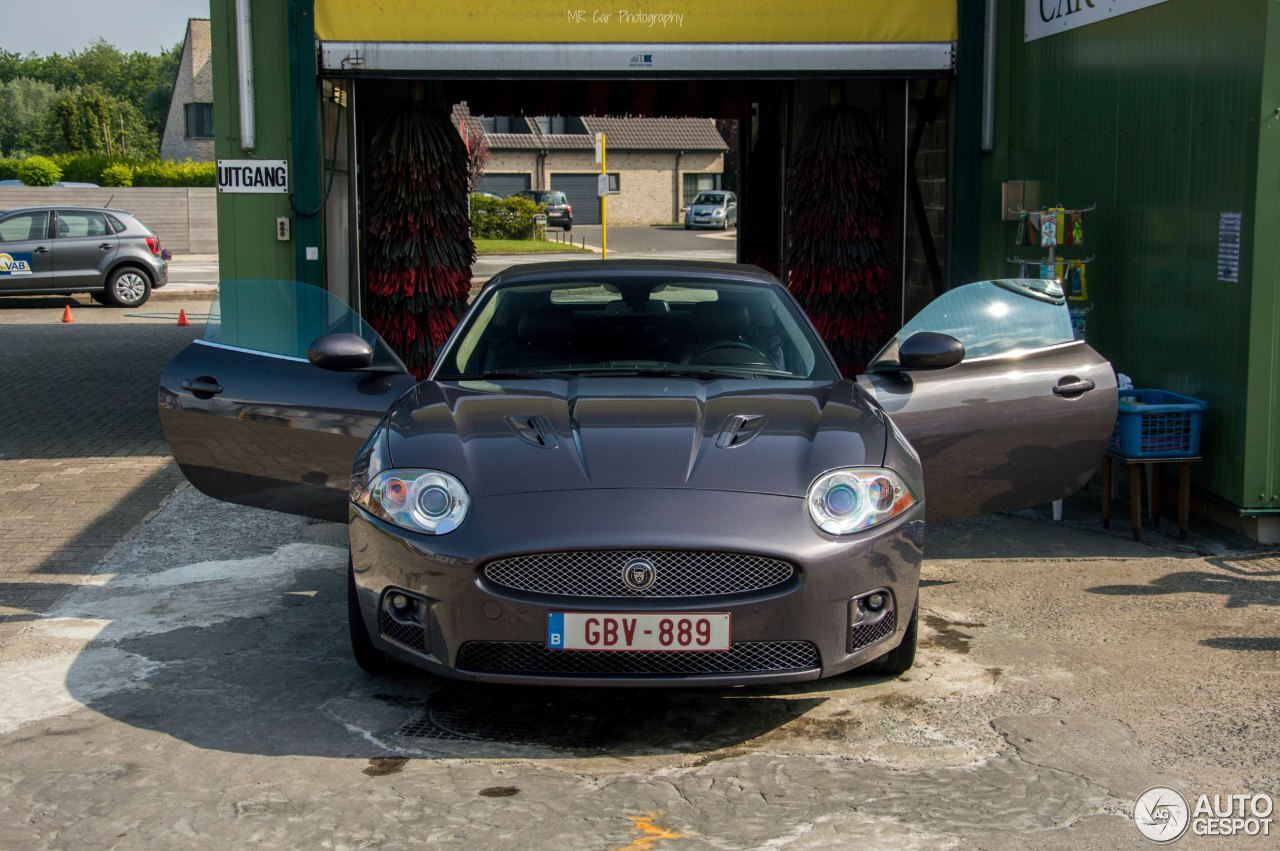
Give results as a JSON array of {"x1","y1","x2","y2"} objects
[{"x1": 1101, "y1": 452, "x2": 1201, "y2": 540}]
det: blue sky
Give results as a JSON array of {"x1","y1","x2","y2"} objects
[{"x1": 0, "y1": 0, "x2": 209, "y2": 55}]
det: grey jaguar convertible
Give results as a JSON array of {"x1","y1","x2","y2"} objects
[{"x1": 159, "y1": 261, "x2": 1116, "y2": 686}]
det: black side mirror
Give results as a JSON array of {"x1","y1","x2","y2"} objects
[
  {"x1": 897, "y1": 332, "x2": 965, "y2": 370},
  {"x1": 308, "y1": 333, "x2": 374, "y2": 371}
]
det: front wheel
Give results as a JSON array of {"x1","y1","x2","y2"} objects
[
  {"x1": 104, "y1": 267, "x2": 151, "y2": 307},
  {"x1": 348, "y1": 560, "x2": 392, "y2": 674},
  {"x1": 562, "y1": 223, "x2": 572, "y2": 232},
  {"x1": 861, "y1": 603, "x2": 918, "y2": 676}
]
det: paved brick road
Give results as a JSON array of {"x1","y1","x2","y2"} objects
[{"x1": 0, "y1": 295, "x2": 209, "y2": 639}]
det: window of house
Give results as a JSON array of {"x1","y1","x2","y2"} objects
[
  {"x1": 185, "y1": 103, "x2": 214, "y2": 139},
  {"x1": 682, "y1": 173, "x2": 722, "y2": 206}
]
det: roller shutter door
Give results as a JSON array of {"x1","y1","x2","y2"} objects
[
  {"x1": 477, "y1": 173, "x2": 531, "y2": 197},
  {"x1": 550, "y1": 173, "x2": 602, "y2": 225}
]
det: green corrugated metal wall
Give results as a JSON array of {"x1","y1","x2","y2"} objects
[
  {"x1": 978, "y1": 0, "x2": 1275, "y2": 511},
  {"x1": 210, "y1": 0, "x2": 297, "y2": 284}
]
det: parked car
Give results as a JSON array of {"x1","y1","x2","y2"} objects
[
  {"x1": 0, "y1": 206, "x2": 167, "y2": 307},
  {"x1": 158, "y1": 263, "x2": 1116, "y2": 685},
  {"x1": 685, "y1": 191, "x2": 737, "y2": 230},
  {"x1": 511, "y1": 189, "x2": 573, "y2": 231}
]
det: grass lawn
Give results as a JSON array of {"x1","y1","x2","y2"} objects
[{"x1": 475, "y1": 238, "x2": 592, "y2": 255}]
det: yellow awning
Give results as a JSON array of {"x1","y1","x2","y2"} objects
[{"x1": 314, "y1": 0, "x2": 958, "y2": 45}]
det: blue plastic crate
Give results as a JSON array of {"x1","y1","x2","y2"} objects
[{"x1": 1109, "y1": 389, "x2": 1208, "y2": 459}]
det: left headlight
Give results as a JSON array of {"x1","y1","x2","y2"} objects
[
  {"x1": 806, "y1": 468, "x2": 916, "y2": 535},
  {"x1": 355, "y1": 469, "x2": 469, "y2": 535}
]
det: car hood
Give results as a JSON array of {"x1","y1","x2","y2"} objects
[{"x1": 384, "y1": 377, "x2": 886, "y2": 497}]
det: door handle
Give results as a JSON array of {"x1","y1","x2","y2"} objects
[
  {"x1": 1053, "y1": 378, "x2": 1096, "y2": 398},
  {"x1": 99, "y1": 243, "x2": 113, "y2": 251},
  {"x1": 181, "y1": 378, "x2": 224, "y2": 395},
  {"x1": 34, "y1": 246, "x2": 49, "y2": 254}
]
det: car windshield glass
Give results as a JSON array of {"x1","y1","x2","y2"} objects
[
  {"x1": 435, "y1": 278, "x2": 838, "y2": 381},
  {"x1": 692, "y1": 193, "x2": 725, "y2": 205},
  {"x1": 205, "y1": 279, "x2": 405, "y2": 370}
]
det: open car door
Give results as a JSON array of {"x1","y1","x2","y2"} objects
[
  {"x1": 858, "y1": 279, "x2": 1117, "y2": 521},
  {"x1": 159, "y1": 280, "x2": 417, "y2": 522}
]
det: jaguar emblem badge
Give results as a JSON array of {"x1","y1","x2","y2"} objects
[{"x1": 622, "y1": 558, "x2": 657, "y2": 591}]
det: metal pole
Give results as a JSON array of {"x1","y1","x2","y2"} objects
[
  {"x1": 601, "y1": 133, "x2": 607, "y2": 261},
  {"x1": 234, "y1": 0, "x2": 256, "y2": 151}
]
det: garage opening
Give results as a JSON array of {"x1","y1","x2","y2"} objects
[{"x1": 314, "y1": 4, "x2": 956, "y2": 374}]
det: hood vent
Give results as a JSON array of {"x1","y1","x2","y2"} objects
[
  {"x1": 716, "y1": 414, "x2": 767, "y2": 449},
  {"x1": 505, "y1": 415, "x2": 559, "y2": 449}
]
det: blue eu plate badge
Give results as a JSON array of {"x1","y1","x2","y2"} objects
[{"x1": 547, "y1": 612, "x2": 565, "y2": 649}]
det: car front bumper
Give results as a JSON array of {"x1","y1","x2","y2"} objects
[{"x1": 350, "y1": 488, "x2": 924, "y2": 686}]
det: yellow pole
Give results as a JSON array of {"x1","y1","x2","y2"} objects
[{"x1": 601, "y1": 133, "x2": 607, "y2": 261}]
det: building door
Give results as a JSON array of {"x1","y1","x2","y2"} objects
[
  {"x1": 550, "y1": 174, "x2": 602, "y2": 225},
  {"x1": 478, "y1": 173, "x2": 531, "y2": 197}
]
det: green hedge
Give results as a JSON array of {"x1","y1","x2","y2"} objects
[
  {"x1": 470, "y1": 194, "x2": 542, "y2": 240},
  {"x1": 16, "y1": 155, "x2": 61, "y2": 186},
  {"x1": 0, "y1": 155, "x2": 215, "y2": 187}
]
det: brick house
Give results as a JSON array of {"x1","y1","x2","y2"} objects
[
  {"x1": 458, "y1": 106, "x2": 728, "y2": 226},
  {"x1": 160, "y1": 18, "x2": 214, "y2": 162}
]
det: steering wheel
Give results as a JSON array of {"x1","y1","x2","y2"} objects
[{"x1": 688, "y1": 340, "x2": 776, "y2": 368}]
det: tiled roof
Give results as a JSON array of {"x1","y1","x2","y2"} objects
[
  {"x1": 580, "y1": 116, "x2": 727, "y2": 152},
  {"x1": 451, "y1": 103, "x2": 726, "y2": 153}
]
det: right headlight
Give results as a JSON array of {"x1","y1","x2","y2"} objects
[
  {"x1": 806, "y1": 468, "x2": 916, "y2": 535},
  {"x1": 355, "y1": 469, "x2": 469, "y2": 535}
]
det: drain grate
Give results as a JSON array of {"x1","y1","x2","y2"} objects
[
  {"x1": 396, "y1": 689, "x2": 621, "y2": 747},
  {"x1": 1217, "y1": 554, "x2": 1280, "y2": 576}
]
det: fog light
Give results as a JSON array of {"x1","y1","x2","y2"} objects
[
  {"x1": 865, "y1": 592, "x2": 887, "y2": 612},
  {"x1": 391, "y1": 593, "x2": 410, "y2": 612}
]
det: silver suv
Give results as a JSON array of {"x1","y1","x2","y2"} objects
[{"x1": 0, "y1": 206, "x2": 169, "y2": 307}]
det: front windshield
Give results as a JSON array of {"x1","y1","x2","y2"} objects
[
  {"x1": 435, "y1": 278, "x2": 838, "y2": 381},
  {"x1": 692, "y1": 193, "x2": 726, "y2": 206}
]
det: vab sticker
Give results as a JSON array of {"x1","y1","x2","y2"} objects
[{"x1": 0, "y1": 252, "x2": 33, "y2": 275}]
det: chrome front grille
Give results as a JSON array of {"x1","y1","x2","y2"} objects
[
  {"x1": 380, "y1": 609, "x2": 426, "y2": 649},
  {"x1": 456, "y1": 641, "x2": 820, "y2": 677},
  {"x1": 850, "y1": 610, "x2": 896, "y2": 651},
  {"x1": 482, "y1": 550, "x2": 795, "y2": 598}
]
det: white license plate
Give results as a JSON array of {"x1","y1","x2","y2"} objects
[{"x1": 547, "y1": 612, "x2": 730, "y2": 652}]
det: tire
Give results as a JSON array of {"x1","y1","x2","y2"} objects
[
  {"x1": 348, "y1": 560, "x2": 392, "y2": 674},
  {"x1": 104, "y1": 267, "x2": 151, "y2": 307},
  {"x1": 563, "y1": 223, "x2": 572, "y2": 232},
  {"x1": 684, "y1": 224, "x2": 691, "y2": 230},
  {"x1": 861, "y1": 603, "x2": 918, "y2": 676}
]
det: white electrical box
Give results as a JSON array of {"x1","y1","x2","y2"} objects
[{"x1": 276, "y1": 216, "x2": 291, "y2": 241}]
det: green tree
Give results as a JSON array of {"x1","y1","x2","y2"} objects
[
  {"x1": 0, "y1": 38, "x2": 181, "y2": 157},
  {"x1": 0, "y1": 78, "x2": 60, "y2": 156},
  {"x1": 55, "y1": 85, "x2": 157, "y2": 158}
]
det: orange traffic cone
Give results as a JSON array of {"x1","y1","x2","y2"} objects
[
  {"x1": 61, "y1": 305, "x2": 75, "y2": 324},
  {"x1": 176, "y1": 309, "x2": 189, "y2": 327}
]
